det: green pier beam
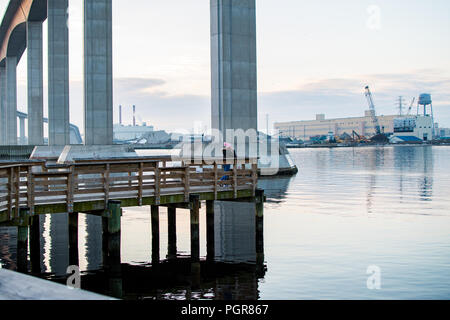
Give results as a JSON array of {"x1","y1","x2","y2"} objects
[
  {"x1": 151, "y1": 205, "x2": 160, "y2": 265},
  {"x1": 17, "y1": 208, "x2": 30, "y2": 273},
  {"x1": 206, "y1": 200, "x2": 215, "y2": 262},
  {"x1": 167, "y1": 207, "x2": 177, "y2": 260}
]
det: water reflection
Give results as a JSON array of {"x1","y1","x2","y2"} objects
[
  {"x1": 0, "y1": 199, "x2": 266, "y2": 300},
  {"x1": 0, "y1": 227, "x2": 17, "y2": 270},
  {"x1": 1, "y1": 146, "x2": 448, "y2": 300},
  {"x1": 258, "y1": 176, "x2": 293, "y2": 204}
]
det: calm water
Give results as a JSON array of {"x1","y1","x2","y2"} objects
[{"x1": 1, "y1": 145, "x2": 450, "y2": 300}]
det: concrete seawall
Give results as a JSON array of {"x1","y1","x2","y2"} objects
[{"x1": 0, "y1": 269, "x2": 115, "y2": 300}]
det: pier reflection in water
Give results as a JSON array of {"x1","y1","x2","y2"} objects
[{"x1": 0, "y1": 198, "x2": 267, "y2": 300}]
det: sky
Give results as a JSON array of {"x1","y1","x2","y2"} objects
[{"x1": 1, "y1": 0, "x2": 450, "y2": 136}]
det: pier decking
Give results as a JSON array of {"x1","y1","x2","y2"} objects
[
  {"x1": 0, "y1": 156, "x2": 264, "y2": 299},
  {"x1": 0, "y1": 157, "x2": 258, "y2": 222}
]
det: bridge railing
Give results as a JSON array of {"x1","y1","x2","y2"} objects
[{"x1": 0, "y1": 157, "x2": 258, "y2": 222}]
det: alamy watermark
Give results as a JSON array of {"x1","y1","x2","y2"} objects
[
  {"x1": 367, "y1": 265, "x2": 382, "y2": 290},
  {"x1": 171, "y1": 124, "x2": 282, "y2": 176},
  {"x1": 67, "y1": 265, "x2": 81, "y2": 289},
  {"x1": 366, "y1": 5, "x2": 382, "y2": 30}
]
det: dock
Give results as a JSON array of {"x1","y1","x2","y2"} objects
[{"x1": 0, "y1": 156, "x2": 265, "y2": 298}]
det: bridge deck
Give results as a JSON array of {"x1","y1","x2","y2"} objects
[{"x1": 0, "y1": 157, "x2": 258, "y2": 224}]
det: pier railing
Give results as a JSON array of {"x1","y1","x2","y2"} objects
[{"x1": 0, "y1": 157, "x2": 258, "y2": 222}]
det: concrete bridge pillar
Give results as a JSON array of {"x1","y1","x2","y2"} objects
[
  {"x1": 27, "y1": 21, "x2": 44, "y2": 145},
  {"x1": 19, "y1": 117, "x2": 26, "y2": 145},
  {"x1": 6, "y1": 56, "x2": 18, "y2": 145},
  {"x1": 210, "y1": 0, "x2": 258, "y2": 139},
  {"x1": 0, "y1": 66, "x2": 6, "y2": 145},
  {"x1": 84, "y1": 0, "x2": 113, "y2": 145},
  {"x1": 48, "y1": 0, "x2": 70, "y2": 146}
]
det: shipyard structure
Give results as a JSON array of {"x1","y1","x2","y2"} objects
[
  {"x1": 275, "y1": 111, "x2": 399, "y2": 140},
  {"x1": 276, "y1": 94, "x2": 438, "y2": 143}
]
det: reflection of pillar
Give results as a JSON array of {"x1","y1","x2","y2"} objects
[
  {"x1": 27, "y1": 21, "x2": 44, "y2": 145},
  {"x1": 151, "y1": 206, "x2": 160, "y2": 265},
  {"x1": 68, "y1": 213, "x2": 79, "y2": 267},
  {"x1": 84, "y1": 0, "x2": 113, "y2": 145},
  {"x1": 48, "y1": 214, "x2": 69, "y2": 276},
  {"x1": 0, "y1": 66, "x2": 6, "y2": 145},
  {"x1": 167, "y1": 207, "x2": 177, "y2": 260},
  {"x1": 30, "y1": 215, "x2": 41, "y2": 274},
  {"x1": 6, "y1": 56, "x2": 17, "y2": 145},
  {"x1": 214, "y1": 201, "x2": 256, "y2": 263},
  {"x1": 85, "y1": 214, "x2": 102, "y2": 271},
  {"x1": 48, "y1": 0, "x2": 70, "y2": 146},
  {"x1": 206, "y1": 200, "x2": 215, "y2": 262}
]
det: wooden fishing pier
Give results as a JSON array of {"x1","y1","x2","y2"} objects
[{"x1": 0, "y1": 156, "x2": 265, "y2": 281}]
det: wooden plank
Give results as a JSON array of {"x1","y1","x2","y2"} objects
[
  {"x1": 26, "y1": 169, "x2": 34, "y2": 215},
  {"x1": 14, "y1": 166, "x2": 20, "y2": 219},
  {"x1": 67, "y1": 166, "x2": 74, "y2": 213},
  {"x1": 184, "y1": 166, "x2": 190, "y2": 202},
  {"x1": 104, "y1": 164, "x2": 110, "y2": 207},
  {"x1": 214, "y1": 163, "x2": 218, "y2": 200},
  {"x1": 233, "y1": 162, "x2": 238, "y2": 199},
  {"x1": 138, "y1": 162, "x2": 143, "y2": 206},
  {"x1": 34, "y1": 191, "x2": 68, "y2": 197},
  {"x1": 8, "y1": 168, "x2": 13, "y2": 220},
  {"x1": 154, "y1": 163, "x2": 160, "y2": 205}
]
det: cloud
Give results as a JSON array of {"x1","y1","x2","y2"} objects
[
  {"x1": 113, "y1": 77, "x2": 166, "y2": 94},
  {"x1": 16, "y1": 70, "x2": 450, "y2": 138}
]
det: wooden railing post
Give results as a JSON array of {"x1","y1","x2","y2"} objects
[
  {"x1": 213, "y1": 162, "x2": 218, "y2": 200},
  {"x1": 15, "y1": 166, "x2": 20, "y2": 219},
  {"x1": 8, "y1": 167, "x2": 13, "y2": 220},
  {"x1": 138, "y1": 162, "x2": 143, "y2": 206},
  {"x1": 27, "y1": 166, "x2": 35, "y2": 216},
  {"x1": 67, "y1": 166, "x2": 74, "y2": 213},
  {"x1": 154, "y1": 162, "x2": 160, "y2": 205},
  {"x1": 104, "y1": 163, "x2": 110, "y2": 206},
  {"x1": 252, "y1": 160, "x2": 258, "y2": 197},
  {"x1": 184, "y1": 164, "x2": 190, "y2": 202},
  {"x1": 233, "y1": 159, "x2": 238, "y2": 198}
]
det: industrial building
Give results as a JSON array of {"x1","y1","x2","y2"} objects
[
  {"x1": 113, "y1": 123, "x2": 155, "y2": 141},
  {"x1": 275, "y1": 111, "x2": 400, "y2": 140}
]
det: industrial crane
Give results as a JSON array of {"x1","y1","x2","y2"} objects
[
  {"x1": 364, "y1": 86, "x2": 381, "y2": 136},
  {"x1": 406, "y1": 97, "x2": 416, "y2": 116}
]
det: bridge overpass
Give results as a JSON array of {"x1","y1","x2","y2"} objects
[
  {"x1": 16, "y1": 110, "x2": 83, "y2": 145},
  {"x1": 0, "y1": 0, "x2": 257, "y2": 148}
]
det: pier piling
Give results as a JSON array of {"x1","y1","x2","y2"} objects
[
  {"x1": 190, "y1": 195, "x2": 201, "y2": 282},
  {"x1": 68, "y1": 212, "x2": 79, "y2": 266},
  {"x1": 17, "y1": 208, "x2": 30, "y2": 272},
  {"x1": 167, "y1": 206, "x2": 177, "y2": 260},
  {"x1": 190, "y1": 195, "x2": 200, "y2": 263},
  {"x1": 206, "y1": 200, "x2": 215, "y2": 262},
  {"x1": 103, "y1": 201, "x2": 121, "y2": 262},
  {"x1": 255, "y1": 189, "x2": 265, "y2": 272},
  {"x1": 151, "y1": 205, "x2": 160, "y2": 265}
]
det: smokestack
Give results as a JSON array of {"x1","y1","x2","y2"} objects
[
  {"x1": 133, "y1": 105, "x2": 136, "y2": 126},
  {"x1": 119, "y1": 105, "x2": 122, "y2": 125}
]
